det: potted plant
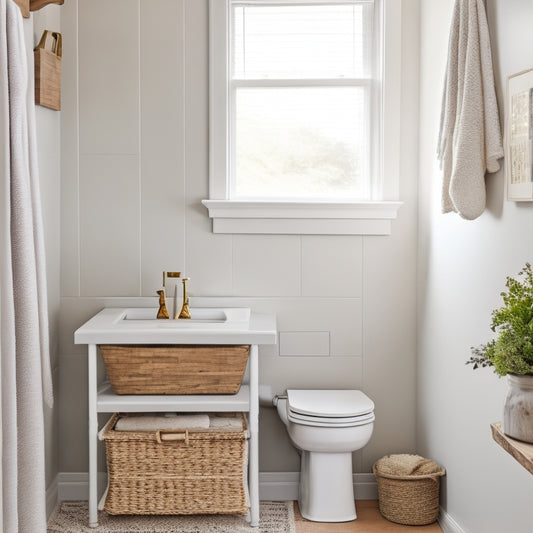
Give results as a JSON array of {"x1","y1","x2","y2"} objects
[{"x1": 467, "y1": 263, "x2": 533, "y2": 443}]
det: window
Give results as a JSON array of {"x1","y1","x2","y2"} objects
[
  {"x1": 232, "y1": 1, "x2": 374, "y2": 200},
  {"x1": 204, "y1": 0, "x2": 403, "y2": 235}
]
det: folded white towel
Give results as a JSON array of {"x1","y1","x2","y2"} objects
[
  {"x1": 437, "y1": 0, "x2": 503, "y2": 220},
  {"x1": 115, "y1": 414, "x2": 210, "y2": 432},
  {"x1": 209, "y1": 414, "x2": 244, "y2": 430}
]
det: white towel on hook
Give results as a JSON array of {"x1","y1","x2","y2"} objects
[{"x1": 437, "y1": 0, "x2": 504, "y2": 220}]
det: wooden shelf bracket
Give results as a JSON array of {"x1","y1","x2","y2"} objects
[
  {"x1": 491, "y1": 422, "x2": 533, "y2": 475},
  {"x1": 14, "y1": 0, "x2": 64, "y2": 19}
]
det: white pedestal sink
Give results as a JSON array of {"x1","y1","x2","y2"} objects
[{"x1": 75, "y1": 307, "x2": 274, "y2": 344}]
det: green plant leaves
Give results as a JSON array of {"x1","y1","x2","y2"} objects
[{"x1": 467, "y1": 263, "x2": 533, "y2": 376}]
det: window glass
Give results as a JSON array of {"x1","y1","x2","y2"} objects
[
  {"x1": 229, "y1": 1, "x2": 375, "y2": 200},
  {"x1": 232, "y1": 4, "x2": 369, "y2": 80},
  {"x1": 235, "y1": 87, "x2": 368, "y2": 199}
]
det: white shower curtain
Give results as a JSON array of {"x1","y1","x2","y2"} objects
[{"x1": 0, "y1": 0, "x2": 54, "y2": 531}]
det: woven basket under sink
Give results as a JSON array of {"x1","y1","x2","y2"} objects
[{"x1": 100, "y1": 344, "x2": 250, "y2": 395}]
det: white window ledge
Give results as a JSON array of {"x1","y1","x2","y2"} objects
[{"x1": 201, "y1": 200, "x2": 403, "y2": 235}]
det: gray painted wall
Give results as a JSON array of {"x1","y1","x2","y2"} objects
[
  {"x1": 58, "y1": 0, "x2": 419, "y2": 477},
  {"x1": 418, "y1": 1, "x2": 533, "y2": 532}
]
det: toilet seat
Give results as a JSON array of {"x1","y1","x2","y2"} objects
[
  {"x1": 288, "y1": 410, "x2": 375, "y2": 428},
  {"x1": 287, "y1": 389, "x2": 374, "y2": 417},
  {"x1": 286, "y1": 389, "x2": 375, "y2": 428}
]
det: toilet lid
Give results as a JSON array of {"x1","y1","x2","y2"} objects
[
  {"x1": 287, "y1": 389, "x2": 374, "y2": 418},
  {"x1": 287, "y1": 409, "x2": 375, "y2": 428}
]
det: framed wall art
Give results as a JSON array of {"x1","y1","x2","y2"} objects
[{"x1": 506, "y1": 68, "x2": 533, "y2": 201}]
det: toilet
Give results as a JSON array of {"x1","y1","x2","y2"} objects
[{"x1": 274, "y1": 389, "x2": 375, "y2": 523}]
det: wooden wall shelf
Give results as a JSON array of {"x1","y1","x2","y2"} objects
[
  {"x1": 491, "y1": 422, "x2": 533, "y2": 475},
  {"x1": 14, "y1": 0, "x2": 64, "y2": 18}
]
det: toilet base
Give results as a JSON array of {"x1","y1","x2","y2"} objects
[{"x1": 298, "y1": 450, "x2": 357, "y2": 522}]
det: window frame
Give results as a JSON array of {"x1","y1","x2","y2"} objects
[{"x1": 204, "y1": 0, "x2": 403, "y2": 235}]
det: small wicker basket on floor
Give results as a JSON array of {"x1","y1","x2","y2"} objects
[
  {"x1": 101, "y1": 412, "x2": 249, "y2": 516},
  {"x1": 373, "y1": 454, "x2": 445, "y2": 526}
]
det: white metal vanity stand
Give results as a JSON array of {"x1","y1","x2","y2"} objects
[{"x1": 74, "y1": 306, "x2": 277, "y2": 529}]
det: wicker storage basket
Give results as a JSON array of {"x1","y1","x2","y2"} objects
[
  {"x1": 373, "y1": 454, "x2": 445, "y2": 526},
  {"x1": 34, "y1": 30, "x2": 62, "y2": 110},
  {"x1": 100, "y1": 344, "x2": 249, "y2": 395},
  {"x1": 101, "y1": 412, "x2": 249, "y2": 516}
]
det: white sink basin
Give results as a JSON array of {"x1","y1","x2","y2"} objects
[
  {"x1": 74, "y1": 306, "x2": 276, "y2": 345},
  {"x1": 122, "y1": 307, "x2": 250, "y2": 323}
]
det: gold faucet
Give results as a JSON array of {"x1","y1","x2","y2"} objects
[
  {"x1": 177, "y1": 277, "x2": 191, "y2": 319},
  {"x1": 157, "y1": 271, "x2": 181, "y2": 319},
  {"x1": 156, "y1": 290, "x2": 169, "y2": 319}
]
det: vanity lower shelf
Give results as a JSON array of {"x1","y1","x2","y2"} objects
[{"x1": 97, "y1": 383, "x2": 251, "y2": 413}]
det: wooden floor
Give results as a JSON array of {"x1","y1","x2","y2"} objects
[{"x1": 294, "y1": 501, "x2": 443, "y2": 533}]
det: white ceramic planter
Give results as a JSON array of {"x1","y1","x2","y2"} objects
[{"x1": 503, "y1": 374, "x2": 533, "y2": 443}]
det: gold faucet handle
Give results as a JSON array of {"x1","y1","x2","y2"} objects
[
  {"x1": 156, "y1": 289, "x2": 169, "y2": 319},
  {"x1": 163, "y1": 271, "x2": 181, "y2": 287},
  {"x1": 177, "y1": 277, "x2": 191, "y2": 319}
]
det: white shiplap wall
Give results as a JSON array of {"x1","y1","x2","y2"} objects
[{"x1": 58, "y1": 0, "x2": 419, "y2": 476}]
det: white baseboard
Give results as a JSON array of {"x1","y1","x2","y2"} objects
[
  {"x1": 353, "y1": 472, "x2": 379, "y2": 500},
  {"x1": 46, "y1": 475, "x2": 58, "y2": 518},
  {"x1": 259, "y1": 472, "x2": 300, "y2": 501},
  {"x1": 58, "y1": 472, "x2": 107, "y2": 502},
  {"x1": 58, "y1": 472, "x2": 90, "y2": 501},
  {"x1": 55, "y1": 472, "x2": 466, "y2": 530},
  {"x1": 57, "y1": 471, "x2": 378, "y2": 502},
  {"x1": 439, "y1": 507, "x2": 466, "y2": 533}
]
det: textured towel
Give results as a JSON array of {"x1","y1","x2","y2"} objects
[
  {"x1": 113, "y1": 413, "x2": 245, "y2": 432},
  {"x1": 374, "y1": 454, "x2": 445, "y2": 477},
  {"x1": 209, "y1": 413, "x2": 244, "y2": 430},
  {"x1": 437, "y1": 0, "x2": 503, "y2": 220},
  {"x1": 115, "y1": 414, "x2": 210, "y2": 432}
]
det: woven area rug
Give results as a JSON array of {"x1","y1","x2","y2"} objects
[{"x1": 47, "y1": 501, "x2": 296, "y2": 533}]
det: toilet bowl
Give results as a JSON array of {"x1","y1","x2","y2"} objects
[{"x1": 274, "y1": 389, "x2": 375, "y2": 523}]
